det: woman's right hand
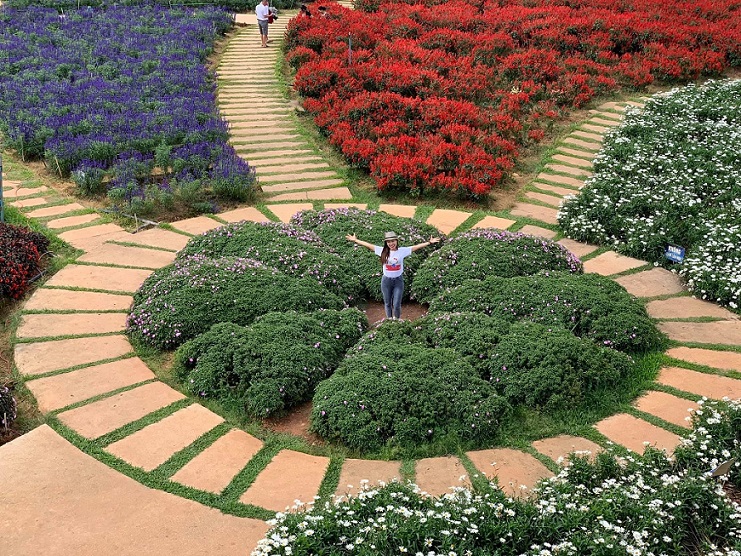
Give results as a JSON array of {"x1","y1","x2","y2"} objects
[{"x1": 346, "y1": 234, "x2": 357, "y2": 242}]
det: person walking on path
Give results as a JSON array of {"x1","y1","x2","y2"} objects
[
  {"x1": 256, "y1": 0, "x2": 271, "y2": 47},
  {"x1": 346, "y1": 231, "x2": 440, "y2": 319}
]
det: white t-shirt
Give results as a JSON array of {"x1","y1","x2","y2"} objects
[
  {"x1": 374, "y1": 246, "x2": 413, "y2": 278},
  {"x1": 256, "y1": 3, "x2": 270, "y2": 21}
]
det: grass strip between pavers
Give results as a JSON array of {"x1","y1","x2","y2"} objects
[
  {"x1": 151, "y1": 421, "x2": 233, "y2": 480},
  {"x1": 94, "y1": 398, "x2": 191, "y2": 448},
  {"x1": 219, "y1": 443, "x2": 282, "y2": 504},
  {"x1": 14, "y1": 330, "x2": 129, "y2": 345},
  {"x1": 316, "y1": 456, "x2": 344, "y2": 504},
  {"x1": 625, "y1": 406, "x2": 687, "y2": 438},
  {"x1": 20, "y1": 353, "x2": 137, "y2": 382},
  {"x1": 48, "y1": 378, "x2": 159, "y2": 416},
  {"x1": 400, "y1": 459, "x2": 416, "y2": 484}
]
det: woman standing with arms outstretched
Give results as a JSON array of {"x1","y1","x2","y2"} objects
[{"x1": 346, "y1": 231, "x2": 440, "y2": 319}]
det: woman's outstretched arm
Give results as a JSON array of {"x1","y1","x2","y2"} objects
[
  {"x1": 410, "y1": 236, "x2": 441, "y2": 252},
  {"x1": 346, "y1": 234, "x2": 376, "y2": 251}
]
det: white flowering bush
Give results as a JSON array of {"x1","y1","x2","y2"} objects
[
  {"x1": 253, "y1": 400, "x2": 741, "y2": 556},
  {"x1": 558, "y1": 79, "x2": 741, "y2": 312}
]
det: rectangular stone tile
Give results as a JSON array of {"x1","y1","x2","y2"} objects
[
  {"x1": 561, "y1": 137, "x2": 602, "y2": 151},
  {"x1": 11, "y1": 186, "x2": 48, "y2": 198},
  {"x1": 519, "y1": 224, "x2": 557, "y2": 239},
  {"x1": 324, "y1": 203, "x2": 368, "y2": 210},
  {"x1": 658, "y1": 321, "x2": 741, "y2": 346},
  {"x1": 15, "y1": 335, "x2": 133, "y2": 376},
  {"x1": 665, "y1": 346, "x2": 741, "y2": 372},
  {"x1": 46, "y1": 214, "x2": 100, "y2": 229},
  {"x1": 634, "y1": 391, "x2": 699, "y2": 429},
  {"x1": 218, "y1": 207, "x2": 271, "y2": 223},
  {"x1": 415, "y1": 456, "x2": 469, "y2": 497},
  {"x1": 595, "y1": 413, "x2": 681, "y2": 455},
  {"x1": 378, "y1": 204, "x2": 416, "y2": 218},
  {"x1": 107, "y1": 404, "x2": 224, "y2": 472},
  {"x1": 582, "y1": 251, "x2": 647, "y2": 276},
  {"x1": 26, "y1": 358, "x2": 155, "y2": 413},
  {"x1": 545, "y1": 163, "x2": 592, "y2": 178},
  {"x1": 557, "y1": 147, "x2": 597, "y2": 160},
  {"x1": 25, "y1": 203, "x2": 86, "y2": 218},
  {"x1": 614, "y1": 268, "x2": 685, "y2": 297},
  {"x1": 551, "y1": 154, "x2": 593, "y2": 169},
  {"x1": 260, "y1": 171, "x2": 338, "y2": 184},
  {"x1": 466, "y1": 448, "x2": 553, "y2": 497},
  {"x1": 532, "y1": 435, "x2": 602, "y2": 465},
  {"x1": 57, "y1": 382, "x2": 186, "y2": 439},
  {"x1": 257, "y1": 162, "x2": 330, "y2": 174},
  {"x1": 261, "y1": 178, "x2": 344, "y2": 193},
  {"x1": 533, "y1": 181, "x2": 579, "y2": 196},
  {"x1": 17, "y1": 313, "x2": 127, "y2": 339},
  {"x1": 572, "y1": 130, "x2": 604, "y2": 143},
  {"x1": 23, "y1": 289, "x2": 132, "y2": 312},
  {"x1": 557, "y1": 238, "x2": 598, "y2": 259},
  {"x1": 78, "y1": 244, "x2": 176, "y2": 270},
  {"x1": 265, "y1": 203, "x2": 313, "y2": 223},
  {"x1": 335, "y1": 459, "x2": 401, "y2": 499},
  {"x1": 169, "y1": 217, "x2": 224, "y2": 236},
  {"x1": 426, "y1": 209, "x2": 471, "y2": 235},
  {"x1": 240, "y1": 450, "x2": 330, "y2": 511},
  {"x1": 58, "y1": 223, "x2": 127, "y2": 245},
  {"x1": 171, "y1": 429, "x2": 263, "y2": 494},
  {"x1": 538, "y1": 173, "x2": 586, "y2": 188},
  {"x1": 657, "y1": 366, "x2": 741, "y2": 400},
  {"x1": 582, "y1": 123, "x2": 609, "y2": 134},
  {"x1": 510, "y1": 202, "x2": 559, "y2": 225},
  {"x1": 9, "y1": 197, "x2": 49, "y2": 208},
  {"x1": 270, "y1": 187, "x2": 352, "y2": 201},
  {"x1": 247, "y1": 155, "x2": 318, "y2": 167},
  {"x1": 44, "y1": 264, "x2": 152, "y2": 294},
  {"x1": 473, "y1": 215, "x2": 516, "y2": 230},
  {"x1": 524, "y1": 191, "x2": 561, "y2": 208},
  {"x1": 120, "y1": 228, "x2": 190, "y2": 252},
  {"x1": 647, "y1": 298, "x2": 737, "y2": 320}
]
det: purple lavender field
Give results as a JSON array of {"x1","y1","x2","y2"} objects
[{"x1": 0, "y1": 2, "x2": 256, "y2": 215}]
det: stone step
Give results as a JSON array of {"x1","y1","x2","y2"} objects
[
  {"x1": 582, "y1": 251, "x2": 646, "y2": 276},
  {"x1": 551, "y1": 154, "x2": 593, "y2": 169},
  {"x1": 591, "y1": 116, "x2": 623, "y2": 127},
  {"x1": 415, "y1": 456, "x2": 469, "y2": 497},
  {"x1": 557, "y1": 147, "x2": 597, "y2": 160},
  {"x1": 657, "y1": 367, "x2": 741, "y2": 399},
  {"x1": 46, "y1": 214, "x2": 100, "y2": 230},
  {"x1": 169, "y1": 216, "x2": 224, "y2": 236},
  {"x1": 532, "y1": 434, "x2": 603, "y2": 464},
  {"x1": 544, "y1": 163, "x2": 592, "y2": 178},
  {"x1": 256, "y1": 162, "x2": 331, "y2": 174},
  {"x1": 78, "y1": 243, "x2": 177, "y2": 270},
  {"x1": 561, "y1": 137, "x2": 602, "y2": 151},
  {"x1": 14, "y1": 335, "x2": 133, "y2": 377},
  {"x1": 44, "y1": 264, "x2": 152, "y2": 294},
  {"x1": 582, "y1": 123, "x2": 610, "y2": 134},
  {"x1": 9, "y1": 197, "x2": 50, "y2": 209},
  {"x1": 265, "y1": 203, "x2": 313, "y2": 223},
  {"x1": 537, "y1": 173, "x2": 585, "y2": 188},
  {"x1": 25, "y1": 358, "x2": 155, "y2": 413},
  {"x1": 237, "y1": 140, "x2": 308, "y2": 151},
  {"x1": 510, "y1": 202, "x2": 559, "y2": 225},
  {"x1": 426, "y1": 208, "x2": 472, "y2": 235},
  {"x1": 647, "y1": 298, "x2": 737, "y2": 320},
  {"x1": 473, "y1": 215, "x2": 517, "y2": 230},
  {"x1": 335, "y1": 459, "x2": 402, "y2": 500},
  {"x1": 532, "y1": 181, "x2": 578, "y2": 197},
  {"x1": 239, "y1": 449, "x2": 330, "y2": 511},
  {"x1": 58, "y1": 223, "x2": 128, "y2": 249},
  {"x1": 218, "y1": 206, "x2": 271, "y2": 223},
  {"x1": 9, "y1": 185, "x2": 49, "y2": 198},
  {"x1": 595, "y1": 413, "x2": 681, "y2": 455},
  {"x1": 571, "y1": 130, "x2": 604, "y2": 143},
  {"x1": 324, "y1": 203, "x2": 368, "y2": 211},
  {"x1": 524, "y1": 191, "x2": 561, "y2": 207},
  {"x1": 234, "y1": 133, "x2": 302, "y2": 144},
  {"x1": 378, "y1": 204, "x2": 416, "y2": 218},
  {"x1": 57, "y1": 381, "x2": 186, "y2": 439},
  {"x1": 120, "y1": 228, "x2": 191, "y2": 252},
  {"x1": 557, "y1": 238, "x2": 599, "y2": 259},
  {"x1": 261, "y1": 178, "x2": 344, "y2": 193},
  {"x1": 614, "y1": 268, "x2": 685, "y2": 298},
  {"x1": 467, "y1": 448, "x2": 554, "y2": 497},
  {"x1": 23, "y1": 289, "x2": 132, "y2": 312},
  {"x1": 171, "y1": 429, "x2": 263, "y2": 494},
  {"x1": 634, "y1": 391, "x2": 699, "y2": 429},
  {"x1": 269, "y1": 187, "x2": 353, "y2": 201},
  {"x1": 665, "y1": 346, "x2": 741, "y2": 372},
  {"x1": 658, "y1": 321, "x2": 741, "y2": 346},
  {"x1": 106, "y1": 404, "x2": 224, "y2": 472},
  {"x1": 260, "y1": 171, "x2": 338, "y2": 184},
  {"x1": 16, "y1": 312, "x2": 127, "y2": 339},
  {"x1": 248, "y1": 156, "x2": 323, "y2": 167},
  {"x1": 25, "y1": 203, "x2": 86, "y2": 219},
  {"x1": 519, "y1": 224, "x2": 556, "y2": 239}
]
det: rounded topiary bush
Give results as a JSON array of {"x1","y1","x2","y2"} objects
[
  {"x1": 291, "y1": 207, "x2": 443, "y2": 300},
  {"x1": 411, "y1": 229, "x2": 583, "y2": 303},
  {"x1": 175, "y1": 309, "x2": 367, "y2": 417},
  {"x1": 311, "y1": 326, "x2": 511, "y2": 450},
  {"x1": 0, "y1": 385, "x2": 17, "y2": 430},
  {"x1": 127, "y1": 255, "x2": 345, "y2": 349},
  {"x1": 429, "y1": 272, "x2": 664, "y2": 353},
  {"x1": 176, "y1": 221, "x2": 363, "y2": 302}
]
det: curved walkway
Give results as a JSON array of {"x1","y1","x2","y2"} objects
[{"x1": 2, "y1": 20, "x2": 741, "y2": 556}]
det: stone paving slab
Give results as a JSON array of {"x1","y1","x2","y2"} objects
[
  {"x1": 247, "y1": 154, "x2": 318, "y2": 167},
  {"x1": 646, "y1": 297, "x2": 737, "y2": 320},
  {"x1": 473, "y1": 215, "x2": 517, "y2": 230},
  {"x1": 0, "y1": 426, "x2": 268, "y2": 556},
  {"x1": 262, "y1": 178, "x2": 344, "y2": 193},
  {"x1": 257, "y1": 162, "x2": 331, "y2": 173},
  {"x1": 657, "y1": 366, "x2": 741, "y2": 400},
  {"x1": 545, "y1": 163, "x2": 592, "y2": 177},
  {"x1": 532, "y1": 435, "x2": 603, "y2": 464},
  {"x1": 562, "y1": 137, "x2": 602, "y2": 151},
  {"x1": 552, "y1": 154, "x2": 593, "y2": 169},
  {"x1": 510, "y1": 202, "x2": 559, "y2": 225},
  {"x1": 24, "y1": 289, "x2": 132, "y2": 312},
  {"x1": 219, "y1": 206, "x2": 271, "y2": 223},
  {"x1": 334, "y1": 459, "x2": 402, "y2": 499},
  {"x1": 261, "y1": 171, "x2": 338, "y2": 184},
  {"x1": 591, "y1": 117, "x2": 622, "y2": 127},
  {"x1": 9, "y1": 185, "x2": 49, "y2": 198},
  {"x1": 324, "y1": 203, "x2": 368, "y2": 210},
  {"x1": 557, "y1": 238, "x2": 599, "y2": 259},
  {"x1": 519, "y1": 224, "x2": 557, "y2": 239},
  {"x1": 415, "y1": 456, "x2": 469, "y2": 497},
  {"x1": 107, "y1": 404, "x2": 224, "y2": 472},
  {"x1": 44, "y1": 264, "x2": 152, "y2": 294},
  {"x1": 572, "y1": 130, "x2": 603, "y2": 143},
  {"x1": 9, "y1": 196, "x2": 49, "y2": 208},
  {"x1": 169, "y1": 216, "x2": 224, "y2": 236},
  {"x1": 538, "y1": 173, "x2": 586, "y2": 188},
  {"x1": 614, "y1": 268, "x2": 685, "y2": 297},
  {"x1": 242, "y1": 148, "x2": 313, "y2": 160},
  {"x1": 16, "y1": 312, "x2": 127, "y2": 339},
  {"x1": 15, "y1": 335, "x2": 133, "y2": 376},
  {"x1": 532, "y1": 181, "x2": 578, "y2": 196},
  {"x1": 557, "y1": 147, "x2": 597, "y2": 160},
  {"x1": 171, "y1": 429, "x2": 264, "y2": 494},
  {"x1": 659, "y1": 321, "x2": 741, "y2": 346},
  {"x1": 25, "y1": 358, "x2": 155, "y2": 413},
  {"x1": 240, "y1": 449, "x2": 330, "y2": 511},
  {"x1": 121, "y1": 228, "x2": 191, "y2": 252},
  {"x1": 582, "y1": 251, "x2": 647, "y2": 275},
  {"x1": 58, "y1": 223, "x2": 127, "y2": 247},
  {"x1": 46, "y1": 214, "x2": 100, "y2": 229},
  {"x1": 595, "y1": 413, "x2": 681, "y2": 455},
  {"x1": 270, "y1": 187, "x2": 353, "y2": 201},
  {"x1": 378, "y1": 204, "x2": 416, "y2": 218},
  {"x1": 26, "y1": 203, "x2": 87, "y2": 219},
  {"x1": 78, "y1": 243, "x2": 176, "y2": 269},
  {"x1": 582, "y1": 123, "x2": 609, "y2": 134},
  {"x1": 236, "y1": 140, "x2": 307, "y2": 151},
  {"x1": 634, "y1": 391, "x2": 699, "y2": 429},
  {"x1": 426, "y1": 208, "x2": 471, "y2": 234},
  {"x1": 524, "y1": 191, "x2": 561, "y2": 207},
  {"x1": 666, "y1": 346, "x2": 741, "y2": 372},
  {"x1": 265, "y1": 203, "x2": 313, "y2": 223},
  {"x1": 58, "y1": 382, "x2": 186, "y2": 439},
  {"x1": 467, "y1": 448, "x2": 554, "y2": 497}
]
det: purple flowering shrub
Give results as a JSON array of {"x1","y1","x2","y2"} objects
[
  {"x1": 126, "y1": 255, "x2": 345, "y2": 349},
  {"x1": 177, "y1": 221, "x2": 364, "y2": 301},
  {"x1": 174, "y1": 309, "x2": 367, "y2": 417},
  {"x1": 0, "y1": 4, "x2": 255, "y2": 215},
  {"x1": 291, "y1": 208, "x2": 444, "y2": 301},
  {"x1": 411, "y1": 228, "x2": 583, "y2": 304},
  {"x1": 429, "y1": 272, "x2": 664, "y2": 354}
]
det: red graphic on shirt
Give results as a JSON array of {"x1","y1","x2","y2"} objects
[{"x1": 385, "y1": 256, "x2": 401, "y2": 272}]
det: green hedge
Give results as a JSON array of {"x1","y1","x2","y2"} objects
[
  {"x1": 411, "y1": 229, "x2": 583, "y2": 304},
  {"x1": 175, "y1": 309, "x2": 366, "y2": 416}
]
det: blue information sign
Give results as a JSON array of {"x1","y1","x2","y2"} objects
[{"x1": 665, "y1": 244, "x2": 685, "y2": 263}]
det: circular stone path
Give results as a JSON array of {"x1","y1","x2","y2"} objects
[{"x1": 2, "y1": 12, "x2": 741, "y2": 556}]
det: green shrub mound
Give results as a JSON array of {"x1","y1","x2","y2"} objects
[
  {"x1": 255, "y1": 403, "x2": 741, "y2": 556},
  {"x1": 127, "y1": 255, "x2": 345, "y2": 349},
  {"x1": 175, "y1": 309, "x2": 366, "y2": 417},
  {"x1": 411, "y1": 229, "x2": 583, "y2": 304},
  {"x1": 291, "y1": 207, "x2": 443, "y2": 301},
  {"x1": 311, "y1": 340, "x2": 511, "y2": 451},
  {"x1": 176, "y1": 221, "x2": 364, "y2": 301},
  {"x1": 429, "y1": 272, "x2": 663, "y2": 353}
]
